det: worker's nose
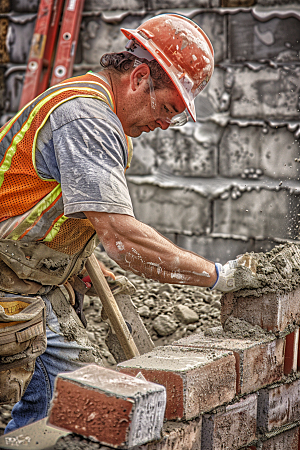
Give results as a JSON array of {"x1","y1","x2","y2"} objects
[{"x1": 156, "y1": 119, "x2": 170, "y2": 130}]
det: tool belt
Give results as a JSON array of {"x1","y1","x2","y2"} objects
[{"x1": 0, "y1": 296, "x2": 46, "y2": 405}]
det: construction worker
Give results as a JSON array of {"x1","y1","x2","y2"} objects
[{"x1": 0, "y1": 14, "x2": 258, "y2": 433}]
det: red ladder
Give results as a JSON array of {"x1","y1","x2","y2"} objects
[
  {"x1": 50, "y1": 0, "x2": 85, "y2": 86},
  {"x1": 19, "y1": 0, "x2": 84, "y2": 110}
]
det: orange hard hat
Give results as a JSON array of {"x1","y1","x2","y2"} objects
[{"x1": 121, "y1": 14, "x2": 214, "y2": 122}]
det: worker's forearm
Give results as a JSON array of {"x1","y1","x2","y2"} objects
[{"x1": 86, "y1": 212, "x2": 217, "y2": 287}]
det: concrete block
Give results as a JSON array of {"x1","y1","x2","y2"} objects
[
  {"x1": 229, "y1": 12, "x2": 300, "y2": 63},
  {"x1": 177, "y1": 235, "x2": 255, "y2": 264},
  {"x1": 173, "y1": 331, "x2": 285, "y2": 395},
  {"x1": 260, "y1": 126, "x2": 300, "y2": 180},
  {"x1": 222, "y1": 0, "x2": 255, "y2": 5},
  {"x1": 7, "y1": 15, "x2": 35, "y2": 64},
  {"x1": 148, "y1": 0, "x2": 221, "y2": 10},
  {"x1": 0, "y1": 18, "x2": 9, "y2": 64},
  {"x1": 213, "y1": 187, "x2": 300, "y2": 240},
  {"x1": 195, "y1": 67, "x2": 227, "y2": 119},
  {"x1": 118, "y1": 345, "x2": 236, "y2": 420},
  {"x1": 192, "y1": 13, "x2": 226, "y2": 64},
  {"x1": 0, "y1": 0, "x2": 9, "y2": 13},
  {"x1": 261, "y1": 426, "x2": 300, "y2": 449},
  {"x1": 221, "y1": 288, "x2": 300, "y2": 333},
  {"x1": 4, "y1": 68, "x2": 25, "y2": 113},
  {"x1": 84, "y1": 0, "x2": 145, "y2": 10},
  {"x1": 0, "y1": 67, "x2": 5, "y2": 112},
  {"x1": 284, "y1": 328, "x2": 299, "y2": 375},
  {"x1": 258, "y1": 378, "x2": 300, "y2": 432},
  {"x1": 219, "y1": 125, "x2": 261, "y2": 178},
  {"x1": 127, "y1": 180, "x2": 211, "y2": 235},
  {"x1": 202, "y1": 394, "x2": 257, "y2": 450},
  {"x1": 256, "y1": 0, "x2": 293, "y2": 4},
  {"x1": 80, "y1": 15, "x2": 145, "y2": 65},
  {"x1": 127, "y1": 131, "x2": 156, "y2": 176},
  {"x1": 153, "y1": 123, "x2": 219, "y2": 177},
  {"x1": 219, "y1": 124, "x2": 300, "y2": 180},
  {"x1": 10, "y1": 1, "x2": 39, "y2": 12},
  {"x1": 145, "y1": 419, "x2": 202, "y2": 450},
  {"x1": 48, "y1": 364, "x2": 166, "y2": 449},
  {"x1": 230, "y1": 66, "x2": 300, "y2": 120}
]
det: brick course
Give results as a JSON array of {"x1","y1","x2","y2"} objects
[
  {"x1": 201, "y1": 394, "x2": 257, "y2": 450},
  {"x1": 221, "y1": 288, "x2": 300, "y2": 333},
  {"x1": 143, "y1": 419, "x2": 202, "y2": 450},
  {"x1": 261, "y1": 426, "x2": 300, "y2": 449},
  {"x1": 118, "y1": 345, "x2": 236, "y2": 420},
  {"x1": 173, "y1": 331, "x2": 285, "y2": 395},
  {"x1": 258, "y1": 378, "x2": 300, "y2": 432}
]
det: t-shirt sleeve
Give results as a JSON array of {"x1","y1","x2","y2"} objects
[{"x1": 49, "y1": 97, "x2": 134, "y2": 219}]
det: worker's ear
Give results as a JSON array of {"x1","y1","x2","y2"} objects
[{"x1": 130, "y1": 63, "x2": 150, "y2": 92}]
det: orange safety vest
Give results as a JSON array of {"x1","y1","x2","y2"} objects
[{"x1": 0, "y1": 73, "x2": 133, "y2": 257}]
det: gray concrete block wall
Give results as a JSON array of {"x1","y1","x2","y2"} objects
[{"x1": 0, "y1": 0, "x2": 299, "y2": 263}]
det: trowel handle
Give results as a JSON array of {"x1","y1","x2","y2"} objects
[{"x1": 86, "y1": 254, "x2": 140, "y2": 360}]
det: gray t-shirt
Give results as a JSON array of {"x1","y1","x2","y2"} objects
[
  {"x1": 35, "y1": 95, "x2": 134, "y2": 219},
  {"x1": 0, "y1": 93, "x2": 134, "y2": 239}
]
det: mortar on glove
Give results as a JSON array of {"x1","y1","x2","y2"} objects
[{"x1": 212, "y1": 254, "x2": 261, "y2": 292}]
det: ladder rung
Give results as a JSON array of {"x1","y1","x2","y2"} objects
[
  {"x1": 19, "y1": 0, "x2": 63, "y2": 110},
  {"x1": 50, "y1": 0, "x2": 85, "y2": 87}
]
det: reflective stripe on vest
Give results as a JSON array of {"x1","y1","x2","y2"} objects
[{"x1": 0, "y1": 73, "x2": 132, "y2": 246}]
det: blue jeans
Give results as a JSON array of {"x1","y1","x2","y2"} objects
[{"x1": 5, "y1": 288, "x2": 102, "y2": 433}]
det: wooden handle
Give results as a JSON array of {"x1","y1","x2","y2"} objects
[{"x1": 86, "y1": 254, "x2": 140, "y2": 360}]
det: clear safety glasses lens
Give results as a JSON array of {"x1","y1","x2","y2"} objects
[
  {"x1": 148, "y1": 76, "x2": 189, "y2": 128},
  {"x1": 168, "y1": 110, "x2": 189, "y2": 127}
]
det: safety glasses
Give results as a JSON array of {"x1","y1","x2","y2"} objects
[{"x1": 148, "y1": 75, "x2": 189, "y2": 128}]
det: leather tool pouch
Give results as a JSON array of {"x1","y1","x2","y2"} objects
[{"x1": 0, "y1": 296, "x2": 46, "y2": 405}]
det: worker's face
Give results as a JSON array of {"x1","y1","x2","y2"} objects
[{"x1": 119, "y1": 65, "x2": 186, "y2": 138}]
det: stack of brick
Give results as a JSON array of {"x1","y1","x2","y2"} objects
[
  {"x1": 45, "y1": 284, "x2": 300, "y2": 449},
  {"x1": 115, "y1": 287, "x2": 300, "y2": 449}
]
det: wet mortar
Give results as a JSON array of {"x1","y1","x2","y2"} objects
[{"x1": 232, "y1": 243, "x2": 300, "y2": 298}]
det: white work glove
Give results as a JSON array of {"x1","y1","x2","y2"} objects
[{"x1": 212, "y1": 254, "x2": 260, "y2": 293}]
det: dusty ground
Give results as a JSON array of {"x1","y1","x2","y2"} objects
[{"x1": 0, "y1": 252, "x2": 222, "y2": 435}]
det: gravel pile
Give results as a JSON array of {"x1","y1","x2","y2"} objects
[{"x1": 0, "y1": 251, "x2": 222, "y2": 435}]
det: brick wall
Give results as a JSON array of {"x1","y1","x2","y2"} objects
[
  {"x1": 44, "y1": 280, "x2": 300, "y2": 449},
  {"x1": 0, "y1": 0, "x2": 299, "y2": 263},
  {"x1": 115, "y1": 289, "x2": 300, "y2": 449}
]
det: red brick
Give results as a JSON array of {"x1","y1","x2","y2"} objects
[
  {"x1": 201, "y1": 394, "x2": 257, "y2": 450},
  {"x1": 48, "y1": 364, "x2": 166, "y2": 448},
  {"x1": 284, "y1": 329, "x2": 299, "y2": 375},
  {"x1": 221, "y1": 288, "x2": 300, "y2": 333},
  {"x1": 258, "y1": 378, "x2": 300, "y2": 432},
  {"x1": 117, "y1": 345, "x2": 236, "y2": 420},
  {"x1": 173, "y1": 331, "x2": 284, "y2": 395},
  {"x1": 144, "y1": 418, "x2": 202, "y2": 450},
  {"x1": 261, "y1": 426, "x2": 299, "y2": 449}
]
